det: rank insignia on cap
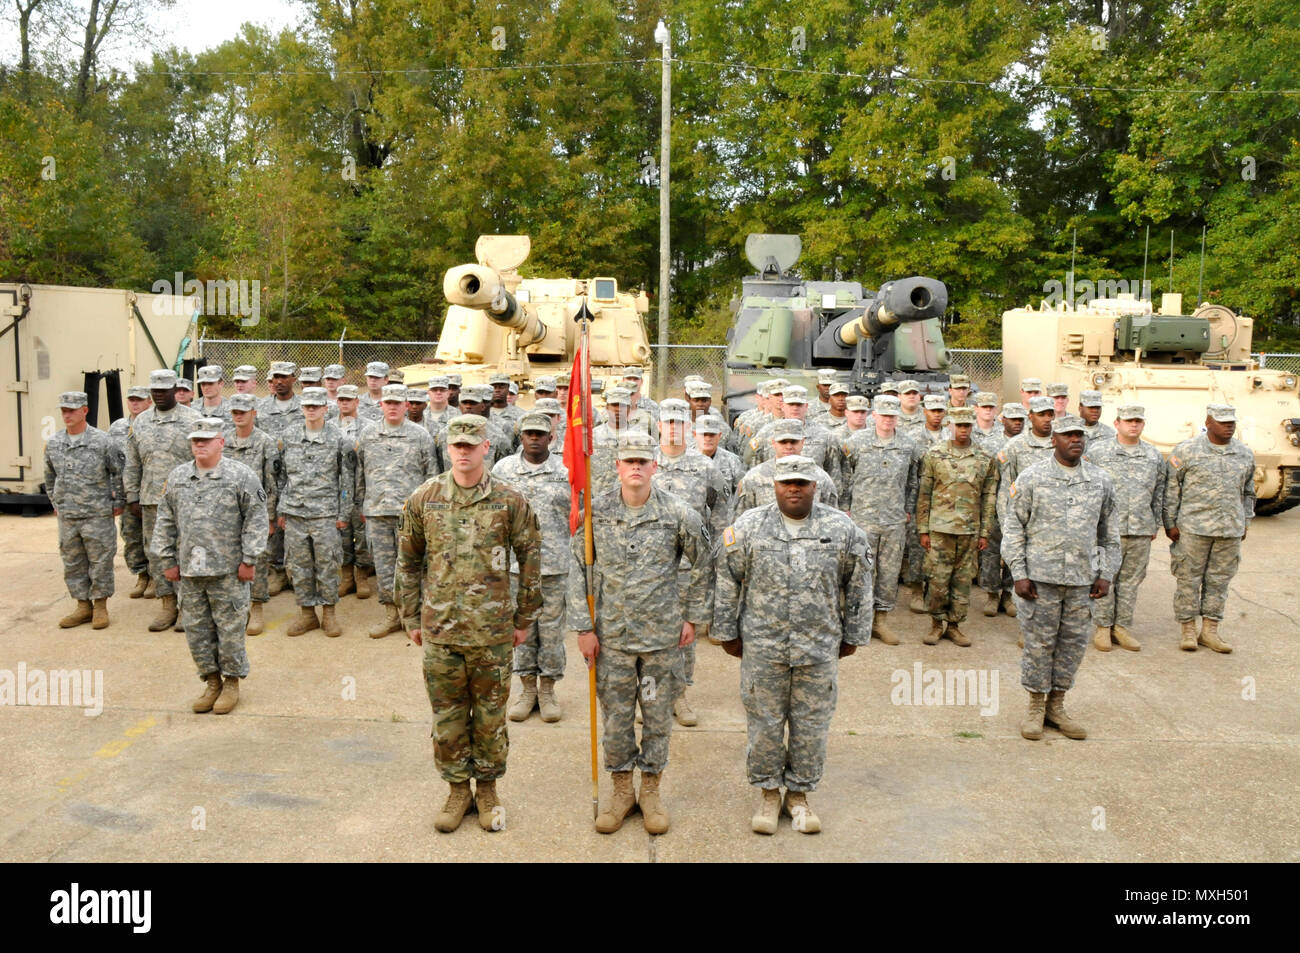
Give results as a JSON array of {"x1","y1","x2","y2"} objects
[{"x1": 722, "y1": 527, "x2": 737, "y2": 548}]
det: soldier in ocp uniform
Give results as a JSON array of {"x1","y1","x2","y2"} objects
[
  {"x1": 46, "y1": 391, "x2": 124, "y2": 630},
  {"x1": 110, "y1": 385, "x2": 152, "y2": 598},
  {"x1": 397, "y1": 414, "x2": 543, "y2": 833},
  {"x1": 223, "y1": 393, "x2": 279, "y2": 636},
  {"x1": 715, "y1": 455, "x2": 872, "y2": 835}
]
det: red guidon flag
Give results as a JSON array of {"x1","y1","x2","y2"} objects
[{"x1": 562, "y1": 337, "x2": 593, "y2": 532}]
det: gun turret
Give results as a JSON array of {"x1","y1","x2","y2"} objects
[
  {"x1": 443, "y1": 264, "x2": 547, "y2": 347},
  {"x1": 833, "y1": 277, "x2": 948, "y2": 347}
]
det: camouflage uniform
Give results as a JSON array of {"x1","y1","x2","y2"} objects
[
  {"x1": 254, "y1": 393, "x2": 301, "y2": 572},
  {"x1": 153, "y1": 458, "x2": 268, "y2": 679},
  {"x1": 567, "y1": 485, "x2": 713, "y2": 774},
  {"x1": 972, "y1": 426, "x2": 1004, "y2": 454},
  {"x1": 974, "y1": 429, "x2": 1012, "y2": 591},
  {"x1": 396, "y1": 471, "x2": 543, "y2": 783},
  {"x1": 45, "y1": 426, "x2": 124, "y2": 600},
  {"x1": 896, "y1": 410, "x2": 925, "y2": 441},
  {"x1": 357, "y1": 393, "x2": 384, "y2": 422},
  {"x1": 221, "y1": 425, "x2": 278, "y2": 603},
  {"x1": 194, "y1": 397, "x2": 234, "y2": 426},
  {"x1": 491, "y1": 452, "x2": 571, "y2": 680},
  {"x1": 1086, "y1": 437, "x2": 1165, "y2": 628},
  {"x1": 1164, "y1": 434, "x2": 1255, "y2": 622},
  {"x1": 589, "y1": 422, "x2": 631, "y2": 498},
  {"x1": 841, "y1": 429, "x2": 921, "y2": 612},
  {"x1": 434, "y1": 416, "x2": 513, "y2": 472},
  {"x1": 703, "y1": 446, "x2": 746, "y2": 491},
  {"x1": 1083, "y1": 421, "x2": 1117, "y2": 447},
  {"x1": 735, "y1": 458, "x2": 839, "y2": 514},
  {"x1": 125, "y1": 403, "x2": 202, "y2": 596},
  {"x1": 1002, "y1": 457, "x2": 1119, "y2": 693},
  {"x1": 335, "y1": 413, "x2": 374, "y2": 574},
  {"x1": 715, "y1": 502, "x2": 872, "y2": 791},
  {"x1": 277, "y1": 421, "x2": 354, "y2": 607},
  {"x1": 746, "y1": 418, "x2": 842, "y2": 488},
  {"x1": 356, "y1": 420, "x2": 436, "y2": 604},
  {"x1": 915, "y1": 441, "x2": 997, "y2": 623},
  {"x1": 108, "y1": 416, "x2": 147, "y2": 576},
  {"x1": 996, "y1": 430, "x2": 1055, "y2": 520}
]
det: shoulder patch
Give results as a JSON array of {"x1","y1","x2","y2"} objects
[
  {"x1": 1008, "y1": 482, "x2": 1017, "y2": 498},
  {"x1": 722, "y1": 526, "x2": 737, "y2": 548},
  {"x1": 997, "y1": 450, "x2": 1007, "y2": 463},
  {"x1": 1169, "y1": 454, "x2": 1182, "y2": 468}
]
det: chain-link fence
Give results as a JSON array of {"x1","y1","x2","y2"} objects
[
  {"x1": 198, "y1": 338, "x2": 442, "y2": 382},
  {"x1": 1256, "y1": 353, "x2": 1300, "y2": 374},
  {"x1": 947, "y1": 349, "x2": 1003, "y2": 395},
  {"x1": 648, "y1": 344, "x2": 728, "y2": 399}
]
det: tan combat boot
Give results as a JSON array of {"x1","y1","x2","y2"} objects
[
  {"x1": 475, "y1": 780, "x2": 504, "y2": 832},
  {"x1": 537, "y1": 677, "x2": 562, "y2": 723},
  {"x1": 1093, "y1": 625, "x2": 1113, "y2": 651},
  {"x1": 1179, "y1": 620, "x2": 1198, "y2": 651},
  {"x1": 1045, "y1": 689, "x2": 1087, "y2": 739},
  {"x1": 212, "y1": 676, "x2": 240, "y2": 714},
  {"x1": 287, "y1": 606, "x2": 320, "y2": 637},
  {"x1": 1198, "y1": 618, "x2": 1232, "y2": 654},
  {"x1": 245, "y1": 602, "x2": 264, "y2": 636},
  {"x1": 751, "y1": 787, "x2": 781, "y2": 835},
  {"x1": 337, "y1": 564, "x2": 356, "y2": 598},
  {"x1": 59, "y1": 599, "x2": 94, "y2": 628},
  {"x1": 143, "y1": 577, "x2": 157, "y2": 599},
  {"x1": 872, "y1": 610, "x2": 900, "y2": 645},
  {"x1": 367, "y1": 604, "x2": 402, "y2": 639},
  {"x1": 129, "y1": 572, "x2": 150, "y2": 599},
  {"x1": 320, "y1": 604, "x2": 341, "y2": 637},
  {"x1": 268, "y1": 567, "x2": 287, "y2": 596},
  {"x1": 91, "y1": 598, "x2": 109, "y2": 630},
  {"x1": 434, "y1": 781, "x2": 473, "y2": 833},
  {"x1": 638, "y1": 773, "x2": 670, "y2": 834},
  {"x1": 1000, "y1": 590, "x2": 1017, "y2": 617},
  {"x1": 782, "y1": 791, "x2": 822, "y2": 834},
  {"x1": 192, "y1": 674, "x2": 223, "y2": 713},
  {"x1": 923, "y1": 619, "x2": 944, "y2": 645},
  {"x1": 946, "y1": 622, "x2": 971, "y2": 647},
  {"x1": 508, "y1": 675, "x2": 538, "y2": 721},
  {"x1": 982, "y1": 591, "x2": 1000, "y2": 617},
  {"x1": 1112, "y1": 624, "x2": 1141, "y2": 651},
  {"x1": 595, "y1": 771, "x2": 638, "y2": 833},
  {"x1": 354, "y1": 567, "x2": 373, "y2": 600},
  {"x1": 673, "y1": 692, "x2": 698, "y2": 727},
  {"x1": 1020, "y1": 691, "x2": 1046, "y2": 740},
  {"x1": 148, "y1": 594, "x2": 178, "y2": 632},
  {"x1": 909, "y1": 585, "x2": 927, "y2": 614}
]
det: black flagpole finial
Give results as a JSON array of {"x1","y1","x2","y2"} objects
[{"x1": 574, "y1": 298, "x2": 593, "y2": 324}]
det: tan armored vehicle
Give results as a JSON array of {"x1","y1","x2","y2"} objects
[
  {"x1": 399, "y1": 235, "x2": 652, "y2": 403},
  {"x1": 1002, "y1": 292, "x2": 1300, "y2": 514}
]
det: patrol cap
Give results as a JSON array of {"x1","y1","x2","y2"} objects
[
  {"x1": 149, "y1": 369, "x2": 178, "y2": 388},
  {"x1": 447, "y1": 374, "x2": 463, "y2": 386},
  {"x1": 621, "y1": 366, "x2": 644, "y2": 381},
  {"x1": 766, "y1": 378, "x2": 789, "y2": 393},
  {"x1": 231, "y1": 365, "x2": 257, "y2": 382},
  {"x1": 754, "y1": 381, "x2": 772, "y2": 398},
  {"x1": 380, "y1": 383, "x2": 408, "y2": 402},
  {"x1": 427, "y1": 375, "x2": 450, "y2": 390},
  {"x1": 58, "y1": 391, "x2": 88, "y2": 409},
  {"x1": 488, "y1": 372, "x2": 511, "y2": 386},
  {"x1": 519, "y1": 411, "x2": 552, "y2": 432},
  {"x1": 175, "y1": 377, "x2": 193, "y2": 392},
  {"x1": 1207, "y1": 403, "x2": 1236, "y2": 422},
  {"x1": 770, "y1": 419, "x2": 805, "y2": 441},
  {"x1": 897, "y1": 380, "x2": 921, "y2": 394},
  {"x1": 509, "y1": 381, "x2": 518, "y2": 395},
  {"x1": 948, "y1": 407, "x2": 976, "y2": 426},
  {"x1": 948, "y1": 374, "x2": 971, "y2": 389},
  {"x1": 659, "y1": 398, "x2": 690, "y2": 423},
  {"x1": 196, "y1": 365, "x2": 224, "y2": 383},
  {"x1": 127, "y1": 385, "x2": 151, "y2": 400},
  {"x1": 229, "y1": 393, "x2": 257, "y2": 412},
  {"x1": 1001, "y1": 402, "x2": 1028, "y2": 420},
  {"x1": 323, "y1": 364, "x2": 346, "y2": 380},
  {"x1": 846, "y1": 395, "x2": 870, "y2": 412},
  {"x1": 772, "y1": 455, "x2": 818, "y2": 483},
  {"x1": 1046, "y1": 382, "x2": 1069, "y2": 398},
  {"x1": 336, "y1": 385, "x2": 360, "y2": 400},
  {"x1": 604, "y1": 387, "x2": 631, "y2": 407},
  {"x1": 1079, "y1": 390, "x2": 1104, "y2": 407},
  {"x1": 783, "y1": 385, "x2": 809, "y2": 404},
  {"x1": 460, "y1": 384, "x2": 492, "y2": 403},
  {"x1": 365, "y1": 361, "x2": 390, "y2": 378},
  {"x1": 1116, "y1": 404, "x2": 1145, "y2": 420},
  {"x1": 880, "y1": 381, "x2": 900, "y2": 395},
  {"x1": 685, "y1": 381, "x2": 712, "y2": 398},
  {"x1": 694, "y1": 413, "x2": 724, "y2": 434},
  {"x1": 298, "y1": 366, "x2": 323, "y2": 384},
  {"x1": 616, "y1": 431, "x2": 656, "y2": 460},
  {"x1": 828, "y1": 382, "x2": 849, "y2": 396},
  {"x1": 1052, "y1": 414, "x2": 1086, "y2": 434},
  {"x1": 1020, "y1": 377, "x2": 1043, "y2": 393},
  {"x1": 817, "y1": 369, "x2": 837, "y2": 384},
  {"x1": 922, "y1": 395, "x2": 947, "y2": 410},
  {"x1": 445, "y1": 414, "x2": 488, "y2": 445},
  {"x1": 301, "y1": 387, "x2": 329, "y2": 406},
  {"x1": 534, "y1": 376, "x2": 557, "y2": 392},
  {"x1": 974, "y1": 391, "x2": 998, "y2": 407},
  {"x1": 534, "y1": 398, "x2": 563, "y2": 415},
  {"x1": 406, "y1": 388, "x2": 428, "y2": 404},
  {"x1": 188, "y1": 417, "x2": 225, "y2": 439},
  {"x1": 683, "y1": 374, "x2": 705, "y2": 385},
  {"x1": 872, "y1": 395, "x2": 901, "y2": 416},
  {"x1": 388, "y1": 369, "x2": 406, "y2": 385},
  {"x1": 555, "y1": 373, "x2": 570, "y2": 387},
  {"x1": 1028, "y1": 395, "x2": 1054, "y2": 414},
  {"x1": 268, "y1": 361, "x2": 297, "y2": 378}
]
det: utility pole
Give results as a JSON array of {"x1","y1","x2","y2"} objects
[{"x1": 654, "y1": 19, "x2": 671, "y2": 399}]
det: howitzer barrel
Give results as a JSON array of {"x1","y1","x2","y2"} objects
[
  {"x1": 443, "y1": 264, "x2": 547, "y2": 346},
  {"x1": 834, "y1": 276, "x2": 948, "y2": 347}
]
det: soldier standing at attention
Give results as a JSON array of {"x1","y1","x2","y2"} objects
[
  {"x1": 446, "y1": 373, "x2": 463, "y2": 408},
  {"x1": 174, "y1": 378, "x2": 194, "y2": 406},
  {"x1": 334, "y1": 385, "x2": 375, "y2": 600},
  {"x1": 971, "y1": 392, "x2": 1001, "y2": 448},
  {"x1": 1085, "y1": 405, "x2": 1164, "y2": 652},
  {"x1": 810, "y1": 368, "x2": 836, "y2": 418},
  {"x1": 735, "y1": 420, "x2": 838, "y2": 514},
  {"x1": 153, "y1": 418, "x2": 268, "y2": 715},
  {"x1": 231, "y1": 365, "x2": 259, "y2": 396},
  {"x1": 746, "y1": 387, "x2": 842, "y2": 493},
  {"x1": 693, "y1": 413, "x2": 745, "y2": 491},
  {"x1": 257, "y1": 361, "x2": 302, "y2": 597},
  {"x1": 46, "y1": 391, "x2": 124, "y2": 630},
  {"x1": 574, "y1": 432, "x2": 713, "y2": 836},
  {"x1": 111, "y1": 385, "x2": 152, "y2": 599},
  {"x1": 1164, "y1": 404, "x2": 1255, "y2": 654},
  {"x1": 357, "y1": 383, "x2": 436, "y2": 638},
  {"x1": 686, "y1": 380, "x2": 738, "y2": 454},
  {"x1": 1047, "y1": 383, "x2": 1070, "y2": 417},
  {"x1": 840, "y1": 394, "x2": 919, "y2": 645},
  {"x1": 589, "y1": 387, "x2": 636, "y2": 497},
  {"x1": 405, "y1": 387, "x2": 430, "y2": 427},
  {"x1": 424, "y1": 375, "x2": 458, "y2": 434},
  {"x1": 1002, "y1": 415, "x2": 1119, "y2": 741},
  {"x1": 919, "y1": 394, "x2": 950, "y2": 445},
  {"x1": 322, "y1": 364, "x2": 346, "y2": 419},
  {"x1": 438, "y1": 385, "x2": 513, "y2": 469},
  {"x1": 487, "y1": 372, "x2": 523, "y2": 435},
  {"x1": 492, "y1": 412, "x2": 571, "y2": 724},
  {"x1": 978, "y1": 403, "x2": 1027, "y2": 618},
  {"x1": 125, "y1": 369, "x2": 201, "y2": 632},
  {"x1": 715, "y1": 455, "x2": 872, "y2": 835},
  {"x1": 946, "y1": 374, "x2": 972, "y2": 409},
  {"x1": 821, "y1": 382, "x2": 851, "y2": 433},
  {"x1": 194, "y1": 365, "x2": 232, "y2": 424},
  {"x1": 842, "y1": 395, "x2": 871, "y2": 436},
  {"x1": 895, "y1": 381, "x2": 925, "y2": 439},
  {"x1": 277, "y1": 388, "x2": 354, "y2": 638},
  {"x1": 996, "y1": 395, "x2": 1056, "y2": 526},
  {"x1": 1078, "y1": 390, "x2": 1117, "y2": 446},
  {"x1": 397, "y1": 415, "x2": 542, "y2": 833},
  {"x1": 622, "y1": 365, "x2": 660, "y2": 424},
  {"x1": 1019, "y1": 377, "x2": 1044, "y2": 408},
  {"x1": 223, "y1": 393, "x2": 279, "y2": 636},
  {"x1": 915, "y1": 407, "x2": 997, "y2": 646},
  {"x1": 358, "y1": 361, "x2": 389, "y2": 422}
]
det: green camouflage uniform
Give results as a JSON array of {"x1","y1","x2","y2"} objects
[
  {"x1": 1086, "y1": 437, "x2": 1165, "y2": 628},
  {"x1": 109, "y1": 416, "x2": 147, "y2": 575},
  {"x1": 1002, "y1": 457, "x2": 1119, "y2": 693},
  {"x1": 153, "y1": 459, "x2": 268, "y2": 679},
  {"x1": 715, "y1": 503, "x2": 872, "y2": 791},
  {"x1": 125, "y1": 403, "x2": 202, "y2": 597},
  {"x1": 396, "y1": 471, "x2": 543, "y2": 783},
  {"x1": 915, "y1": 441, "x2": 997, "y2": 623},
  {"x1": 221, "y1": 426, "x2": 279, "y2": 603},
  {"x1": 1164, "y1": 434, "x2": 1255, "y2": 622},
  {"x1": 277, "y1": 421, "x2": 354, "y2": 607},
  {"x1": 356, "y1": 420, "x2": 436, "y2": 605},
  {"x1": 566, "y1": 486, "x2": 713, "y2": 774},
  {"x1": 735, "y1": 458, "x2": 838, "y2": 515},
  {"x1": 45, "y1": 426, "x2": 124, "y2": 600},
  {"x1": 841, "y1": 429, "x2": 921, "y2": 612}
]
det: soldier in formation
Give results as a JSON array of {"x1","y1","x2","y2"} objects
[
  {"x1": 110, "y1": 385, "x2": 152, "y2": 599},
  {"x1": 978, "y1": 403, "x2": 1027, "y2": 618},
  {"x1": 693, "y1": 413, "x2": 745, "y2": 490},
  {"x1": 257, "y1": 361, "x2": 302, "y2": 596},
  {"x1": 195, "y1": 365, "x2": 233, "y2": 423},
  {"x1": 736, "y1": 420, "x2": 838, "y2": 514},
  {"x1": 1079, "y1": 390, "x2": 1116, "y2": 446},
  {"x1": 334, "y1": 385, "x2": 375, "y2": 600},
  {"x1": 222, "y1": 393, "x2": 279, "y2": 635}
]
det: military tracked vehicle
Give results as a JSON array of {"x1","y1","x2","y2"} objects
[
  {"x1": 723, "y1": 234, "x2": 953, "y2": 421},
  {"x1": 1002, "y1": 292, "x2": 1300, "y2": 515}
]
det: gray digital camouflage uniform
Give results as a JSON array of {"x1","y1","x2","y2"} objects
[
  {"x1": 334, "y1": 413, "x2": 374, "y2": 573},
  {"x1": 45, "y1": 426, "x2": 124, "y2": 600},
  {"x1": 735, "y1": 458, "x2": 838, "y2": 515},
  {"x1": 125, "y1": 403, "x2": 202, "y2": 597},
  {"x1": 356, "y1": 420, "x2": 436, "y2": 605},
  {"x1": 109, "y1": 416, "x2": 147, "y2": 575},
  {"x1": 1085, "y1": 437, "x2": 1165, "y2": 628},
  {"x1": 841, "y1": 429, "x2": 921, "y2": 612},
  {"x1": 221, "y1": 426, "x2": 279, "y2": 603},
  {"x1": 277, "y1": 421, "x2": 354, "y2": 607}
]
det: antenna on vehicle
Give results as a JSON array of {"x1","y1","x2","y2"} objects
[
  {"x1": 1169, "y1": 229, "x2": 1175, "y2": 292},
  {"x1": 1197, "y1": 225, "x2": 1207, "y2": 306},
  {"x1": 1142, "y1": 225, "x2": 1150, "y2": 302},
  {"x1": 1066, "y1": 227, "x2": 1077, "y2": 309}
]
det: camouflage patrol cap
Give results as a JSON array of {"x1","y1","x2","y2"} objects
[
  {"x1": 659, "y1": 398, "x2": 690, "y2": 423},
  {"x1": 694, "y1": 413, "x2": 724, "y2": 434},
  {"x1": 188, "y1": 417, "x2": 225, "y2": 439},
  {"x1": 388, "y1": 369, "x2": 406, "y2": 385},
  {"x1": 406, "y1": 388, "x2": 428, "y2": 404},
  {"x1": 605, "y1": 387, "x2": 631, "y2": 407},
  {"x1": 427, "y1": 376, "x2": 450, "y2": 390},
  {"x1": 616, "y1": 431, "x2": 656, "y2": 460},
  {"x1": 196, "y1": 365, "x2": 224, "y2": 383},
  {"x1": 772, "y1": 455, "x2": 818, "y2": 482},
  {"x1": 897, "y1": 380, "x2": 921, "y2": 394},
  {"x1": 534, "y1": 376, "x2": 557, "y2": 392},
  {"x1": 880, "y1": 381, "x2": 900, "y2": 395},
  {"x1": 149, "y1": 369, "x2": 178, "y2": 388},
  {"x1": 301, "y1": 387, "x2": 329, "y2": 406},
  {"x1": 621, "y1": 366, "x2": 645, "y2": 381},
  {"x1": 555, "y1": 373, "x2": 570, "y2": 387},
  {"x1": 767, "y1": 378, "x2": 789, "y2": 393},
  {"x1": 445, "y1": 414, "x2": 488, "y2": 445},
  {"x1": 1020, "y1": 377, "x2": 1043, "y2": 393},
  {"x1": 1116, "y1": 403, "x2": 1145, "y2": 420},
  {"x1": 1207, "y1": 403, "x2": 1236, "y2": 422},
  {"x1": 948, "y1": 407, "x2": 976, "y2": 426},
  {"x1": 1052, "y1": 414, "x2": 1086, "y2": 434},
  {"x1": 829, "y1": 382, "x2": 850, "y2": 396},
  {"x1": 509, "y1": 381, "x2": 518, "y2": 395},
  {"x1": 817, "y1": 369, "x2": 837, "y2": 384},
  {"x1": 126, "y1": 385, "x2": 151, "y2": 400},
  {"x1": 754, "y1": 381, "x2": 772, "y2": 397},
  {"x1": 1028, "y1": 395, "x2": 1054, "y2": 414},
  {"x1": 534, "y1": 398, "x2": 563, "y2": 414},
  {"x1": 922, "y1": 395, "x2": 947, "y2": 410},
  {"x1": 380, "y1": 383, "x2": 408, "y2": 402},
  {"x1": 365, "y1": 361, "x2": 390, "y2": 378},
  {"x1": 1001, "y1": 402, "x2": 1028, "y2": 419},
  {"x1": 447, "y1": 374, "x2": 463, "y2": 386},
  {"x1": 229, "y1": 393, "x2": 257, "y2": 412},
  {"x1": 175, "y1": 378, "x2": 193, "y2": 392},
  {"x1": 336, "y1": 385, "x2": 360, "y2": 400},
  {"x1": 770, "y1": 419, "x2": 805, "y2": 441},
  {"x1": 460, "y1": 384, "x2": 492, "y2": 402},
  {"x1": 268, "y1": 361, "x2": 297, "y2": 379},
  {"x1": 846, "y1": 395, "x2": 870, "y2": 412},
  {"x1": 231, "y1": 365, "x2": 257, "y2": 382},
  {"x1": 1079, "y1": 390, "x2": 1103, "y2": 407},
  {"x1": 685, "y1": 381, "x2": 712, "y2": 398},
  {"x1": 974, "y1": 391, "x2": 998, "y2": 407},
  {"x1": 58, "y1": 391, "x2": 88, "y2": 409},
  {"x1": 298, "y1": 366, "x2": 323, "y2": 384},
  {"x1": 872, "y1": 395, "x2": 901, "y2": 416},
  {"x1": 782, "y1": 385, "x2": 809, "y2": 404},
  {"x1": 683, "y1": 374, "x2": 705, "y2": 384},
  {"x1": 519, "y1": 411, "x2": 552, "y2": 432},
  {"x1": 948, "y1": 374, "x2": 971, "y2": 389},
  {"x1": 323, "y1": 364, "x2": 346, "y2": 380},
  {"x1": 1046, "y1": 382, "x2": 1069, "y2": 398},
  {"x1": 488, "y1": 372, "x2": 511, "y2": 385}
]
